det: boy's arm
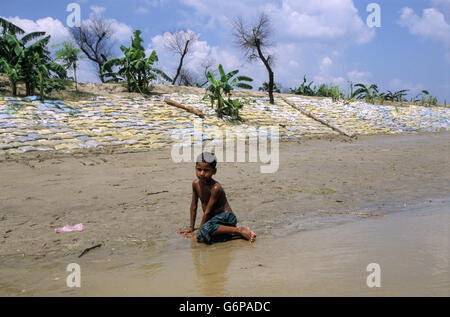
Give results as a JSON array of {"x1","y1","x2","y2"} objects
[
  {"x1": 189, "y1": 181, "x2": 198, "y2": 232},
  {"x1": 198, "y1": 185, "x2": 221, "y2": 230},
  {"x1": 177, "y1": 181, "x2": 198, "y2": 235}
]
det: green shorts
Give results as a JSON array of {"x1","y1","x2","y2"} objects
[{"x1": 197, "y1": 211, "x2": 238, "y2": 244}]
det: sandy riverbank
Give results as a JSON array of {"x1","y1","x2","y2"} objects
[{"x1": 1, "y1": 131, "x2": 449, "y2": 258}]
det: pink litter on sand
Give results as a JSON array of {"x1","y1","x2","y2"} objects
[{"x1": 55, "y1": 223, "x2": 84, "y2": 233}]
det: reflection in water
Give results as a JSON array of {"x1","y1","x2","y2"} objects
[
  {"x1": 1, "y1": 198, "x2": 447, "y2": 296},
  {"x1": 190, "y1": 239, "x2": 235, "y2": 296}
]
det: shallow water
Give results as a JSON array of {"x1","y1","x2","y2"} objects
[{"x1": 1, "y1": 197, "x2": 448, "y2": 296}]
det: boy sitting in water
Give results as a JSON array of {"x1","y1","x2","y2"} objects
[{"x1": 177, "y1": 152, "x2": 256, "y2": 244}]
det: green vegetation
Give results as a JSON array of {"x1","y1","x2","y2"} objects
[
  {"x1": 0, "y1": 17, "x2": 66, "y2": 99},
  {"x1": 259, "y1": 81, "x2": 281, "y2": 93},
  {"x1": 290, "y1": 75, "x2": 343, "y2": 102},
  {"x1": 204, "y1": 64, "x2": 253, "y2": 120},
  {"x1": 289, "y1": 75, "x2": 441, "y2": 107},
  {"x1": 413, "y1": 90, "x2": 438, "y2": 107},
  {"x1": 351, "y1": 83, "x2": 379, "y2": 104},
  {"x1": 1, "y1": 16, "x2": 445, "y2": 112},
  {"x1": 102, "y1": 30, "x2": 171, "y2": 94},
  {"x1": 53, "y1": 41, "x2": 84, "y2": 92}
]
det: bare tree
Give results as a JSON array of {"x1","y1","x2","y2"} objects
[
  {"x1": 71, "y1": 17, "x2": 115, "y2": 83},
  {"x1": 164, "y1": 30, "x2": 197, "y2": 85},
  {"x1": 232, "y1": 13, "x2": 275, "y2": 104},
  {"x1": 177, "y1": 57, "x2": 217, "y2": 87}
]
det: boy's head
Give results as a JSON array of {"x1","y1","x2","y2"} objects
[
  {"x1": 196, "y1": 152, "x2": 217, "y2": 169},
  {"x1": 195, "y1": 152, "x2": 217, "y2": 182}
]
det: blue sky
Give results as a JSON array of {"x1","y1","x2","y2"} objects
[{"x1": 1, "y1": 0, "x2": 449, "y2": 103}]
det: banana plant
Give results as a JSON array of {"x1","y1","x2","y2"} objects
[
  {"x1": 30, "y1": 50, "x2": 66, "y2": 100},
  {"x1": 351, "y1": 83, "x2": 379, "y2": 103},
  {"x1": 0, "y1": 58, "x2": 20, "y2": 96},
  {"x1": 19, "y1": 32, "x2": 61, "y2": 95},
  {"x1": 259, "y1": 81, "x2": 281, "y2": 93},
  {"x1": 0, "y1": 17, "x2": 25, "y2": 36},
  {"x1": 103, "y1": 30, "x2": 171, "y2": 94},
  {"x1": 205, "y1": 64, "x2": 253, "y2": 119},
  {"x1": 291, "y1": 75, "x2": 314, "y2": 96},
  {"x1": 223, "y1": 98, "x2": 244, "y2": 120},
  {"x1": 0, "y1": 34, "x2": 22, "y2": 95},
  {"x1": 1, "y1": 18, "x2": 66, "y2": 97},
  {"x1": 414, "y1": 90, "x2": 437, "y2": 106},
  {"x1": 394, "y1": 90, "x2": 409, "y2": 103}
]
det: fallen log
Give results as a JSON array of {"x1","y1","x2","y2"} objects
[
  {"x1": 164, "y1": 98, "x2": 205, "y2": 118},
  {"x1": 280, "y1": 97, "x2": 357, "y2": 138}
]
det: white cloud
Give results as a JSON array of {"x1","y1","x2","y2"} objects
[
  {"x1": 109, "y1": 19, "x2": 133, "y2": 43},
  {"x1": 180, "y1": 0, "x2": 375, "y2": 45},
  {"x1": 176, "y1": 0, "x2": 376, "y2": 91},
  {"x1": 431, "y1": 0, "x2": 450, "y2": 22},
  {"x1": 147, "y1": 30, "x2": 242, "y2": 81},
  {"x1": 2, "y1": 16, "x2": 133, "y2": 83},
  {"x1": 319, "y1": 57, "x2": 333, "y2": 73},
  {"x1": 398, "y1": 7, "x2": 450, "y2": 45},
  {"x1": 3, "y1": 16, "x2": 71, "y2": 46},
  {"x1": 398, "y1": 5, "x2": 450, "y2": 65},
  {"x1": 80, "y1": 17, "x2": 133, "y2": 44},
  {"x1": 347, "y1": 70, "x2": 372, "y2": 85},
  {"x1": 90, "y1": 6, "x2": 107, "y2": 15},
  {"x1": 267, "y1": 0, "x2": 375, "y2": 44}
]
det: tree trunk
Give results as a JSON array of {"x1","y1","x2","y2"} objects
[
  {"x1": 98, "y1": 62, "x2": 105, "y2": 83},
  {"x1": 282, "y1": 97, "x2": 357, "y2": 138},
  {"x1": 10, "y1": 81, "x2": 17, "y2": 97},
  {"x1": 25, "y1": 81, "x2": 30, "y2": 96},
  {"x1": 39, "y1": 71, "x2": 44, "y2": 101},
  {"x1": 255, "y1": 41, "x2": 275, "y2": 104},
  {"x1": 164, "y1": 98, "x2": 205, "y2": 118},
  {"x1": 74, "y1": 65, "x2": 78, "y2": 92},
  {"x1": 268, "y1": 69, "x2": 274, "y2": 105},
  {"x1": 172, "y1": 40, "x2": 190, "y2": 85},
  {"x1": 126, "y1": 73, "x2": 131, "y2": 92}
]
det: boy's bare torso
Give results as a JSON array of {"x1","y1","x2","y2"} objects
[{"x1": 193, "y1": 179, "x2": 232, "y2": 218}]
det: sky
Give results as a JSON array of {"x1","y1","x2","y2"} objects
[{"x1": 1, "y1": 0, "x2": 449, "y2": 103}]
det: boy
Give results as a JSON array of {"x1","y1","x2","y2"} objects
[{"x1": 177, "y1": 152, "x2": 256, "y2": 244}]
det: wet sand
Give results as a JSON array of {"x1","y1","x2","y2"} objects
[
  {"x1": 0, "y1": 132, "x2": 449, "y2": 296},
  {"x1": 1, "y1": 196, "x2": 448, "y2": 296}
]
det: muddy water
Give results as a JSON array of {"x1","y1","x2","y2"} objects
[{"x1": 1, "y1": 197, "x2": 448, "y2": 296}]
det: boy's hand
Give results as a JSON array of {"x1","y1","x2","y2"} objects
[
  {"x1": 176, "y1": 228, "x2": 194, "y2": 235},
  {"x1": 183, "y1": 231, "x2": 197, "y2": 239}
]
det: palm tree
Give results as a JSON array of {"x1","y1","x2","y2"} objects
[{"x1": 53, "y1": 41, "x2": 84, "y2": 91}]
